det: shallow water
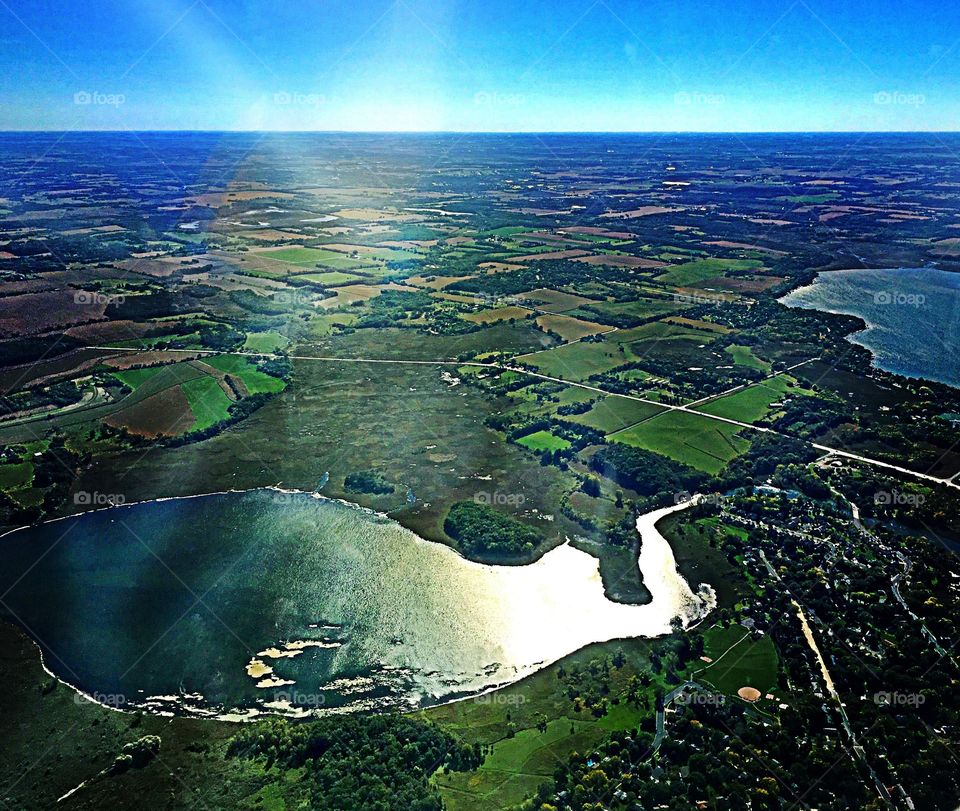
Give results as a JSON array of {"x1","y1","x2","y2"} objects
[
  {"x1": 780, "y1": 268, "x2": 960, "y2": 388},
  {"x1": 0, "y1": 490, "x2": 712, "y2": 716}
]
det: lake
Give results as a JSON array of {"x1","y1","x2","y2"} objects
[
  {"x1": 780, "y1": 267, "x2": 960, "y2": 388},
  {"x1": 0, "y1": 489, "x2": 713, "y2": 717}
]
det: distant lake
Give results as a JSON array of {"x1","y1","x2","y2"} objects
[
  {"x1": 0, "y1": 490, "x2": 713, "y2": 717},
  {"x1": 780, "y1": 268, "x2": 960, "y2": 388}
]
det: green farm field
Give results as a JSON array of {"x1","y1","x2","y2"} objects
[
  {"x1": 181, "y1": 376, "x2": 232, "y2": 431},
  {"x1": 565, "y1": 395, "x2": 665, "y2": 433},
  {"x1": 242, "y1": 330, "x2": 289, "y2": 354},
  {"x1": 725, "y1": 343, "x2": 772, "y2": 372},
  {"x1": 294, "y1": 270, "x2": 366, "y2": 286},
  {"x1": 696, "y1": 374, "x2": 807, "y2": 423},
  {"x1": 255, "y1": 247, "x2": 374, "y2": 270},
  {"x1": 656, "y1": 258, "x2": 764, "y2": 287},
  {"x1": 609, "y1": 410, "x2": 752, "y2": 474},
  {"x1": 516, "y1": 429, "x2": 571, "y2": 452},
  {"x1": 521, "y1": 338, "x2": 630, "y2": 380},
  {"x1": 205, "y1": 355, "x2": 286, "y2": 394}
]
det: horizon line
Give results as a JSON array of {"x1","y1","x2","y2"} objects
[{"x1": 1, "y1": 129, "x2": 960, "y2": 136}]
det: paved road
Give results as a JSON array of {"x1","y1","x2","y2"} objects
[{"x1": 652, "y1": 681, "x2": 703, "y2": 755}]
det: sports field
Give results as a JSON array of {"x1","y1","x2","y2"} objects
[{"x1": 697, "y1": 624, "x2": 779, "y2": 698}]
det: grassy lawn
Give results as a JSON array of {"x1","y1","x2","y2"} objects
[
  {"x1": 696, "y1": 374, "x2": 805, "y2": 424},
  {"x1": 205, "y1": 355, "x2": 286, "y2": 395},
  {"x1": 656, "y1": 258, "x2": 763, "y2": 287},
  {"x1": 435, "y1": 718, "x2": 600, "y2": 811},
  {"x1": 609, "y1": 410, "x2": 752, "y2": 474},
  {"x1": 0, "y1": 462, "x2": 33, "y2": 490},
  {"x1": 697, "y1": 624, "x2": 779, "y2": 697},
  {"x1": 565, "y1": 395, "x2": 665, "y2": 434},
  {"x1": 725, "y1": 344, "x2": 771, "y2": 372},
  {"x1": 181, "y1": 376, "x2": 232, "y2": 431},
  {"x1": 516, "y1": 430, "x2": 571, "y2": 452},
  {"x1": 423, "y1": 637, "x2": 672, "y2": 811}
]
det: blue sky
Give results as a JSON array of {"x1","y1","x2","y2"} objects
[{"x1": 1, "y1": 0, "x2": 958, "y2": 131}]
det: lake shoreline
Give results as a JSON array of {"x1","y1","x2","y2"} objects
[
  {"x1": 780, "y1": 267, "x2": 960, "y2": 390},
  {"x1": 0, "y1": 491, "x2": 710, "y2": 722}
]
